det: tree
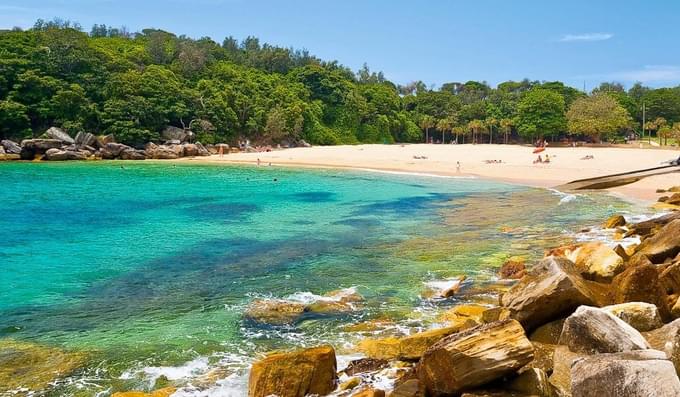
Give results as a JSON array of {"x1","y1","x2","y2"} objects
[
  {"x1": 467, "y1": 119, "x2": 484, "y2": 144},
  {"x1": 515, "y1": 88, "x2": 566, "y2": 142},
  {"x1": 485, "y1": 117, "x2": 498, "y2": 144},
  {"x1": 436, "y1": 117, "x2": 453, "y2": 144},
  {"x1": 500, "y1": 118, "x2": 513, "y2": 144},
  {"x1": 0, "y1": 100, "x2": 31, "y2": 139},
  {"x1": 419, "y1": 115, "x2": 435, "y2": 143},
  {"x1": 671, "y1": 122, "x2": 680, "y2": 145},
  {"x1": 566, "y1": 94, "x2": 632, "y2": 142}
]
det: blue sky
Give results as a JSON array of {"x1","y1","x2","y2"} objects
[{"x1": 2, "y1": 0, "x2": 679, "y2": 90}]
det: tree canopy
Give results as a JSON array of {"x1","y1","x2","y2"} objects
[{"x1": 566, "y1": 94, "x2": 632, "y2": 141}]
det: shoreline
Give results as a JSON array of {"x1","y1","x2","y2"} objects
[{"x1": 175, "y1": 144, "x2": 680, "y2": 204}]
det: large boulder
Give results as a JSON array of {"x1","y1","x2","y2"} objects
[
  {"x1": 398, "y1": 326, "x2": 465, "y2": 361},
  {"x1": 627, "y1": 212, "x2": 680, "y2": 239},
  {"x1": 611, "y1": 262, "x2": 670, "y2": 320},
  {"x1": 548, "y1": 345, "x2": 585, "y2": 396},
  {"x1": 74, "y1": 131, "x2": 97, "y2": 147},
  {"x1": 571, "y1": 349, "x2": 680, "y2": 397},
  {"x1": 44, "y1": 148, "x2": 86, "y2": 161},
  {"x1": 500, "y1": 256, "x2": 605, "y2": 330},
  {"x1": 603, "y1": 214, "x2": 627, "y2": 229},
  {"x1": 243, "y1": 299, "x2": 306, "y2": 325},
  {"x1": 45, "y1": 126, "x2": 75, "y2": 144},
  {"x1": 1, "y1": 139, "x2": 21, "y2": 154},
  {"x1": 96, "y1": 134, "x2": 115, "y2": 147},
  {"x1": 104, "y1": 143, "x2": 132, "y2": 158},
  {"x1": 248, "y1": 345, "x2": 337, "y2": 397},
  {"x1": 634, "y1": 219, "x2": 680, "y2": 263},
  {"x1": 418, "y1": 319, "x2": 534, "y2": 396},
  {"x1": 565, "y1": 242, "x2": 625, "y2": 281},
  {"x1": 182, "y1": 143, "x2": 199, "y2": 157},
  {"x1": 195, "y1": 142, "x2": 210, "y2": 156},
  {"x1": 162, "y1": 126, "x2": 193, "y2": 143},
  {"x1": 558, "y1": 306, "x2": 650, "y2": 354},
  {"x1": 602, "y1": 302, "x2": 663, "y2": 332},
  {"x1": 120, "y1": 149, "x2": 147, "y2": 160},
  {"x1": 20, "y1": 138, "x2": 63, "y2": 157},
  {"x1": 643, "y1": 318, "x2": 680, "y2": 375}
]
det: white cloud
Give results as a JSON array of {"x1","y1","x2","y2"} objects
[
  {"x1": 608, "y1": 65, "x2": 680, "y2": 83},
  {"x1": 559, "y1": 33, "x2": 613, "y2": 42}
]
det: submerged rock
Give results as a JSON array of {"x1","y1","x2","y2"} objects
[
  {"x1": 418, "y1": 319, "x2": 534, "y2": 396},
  {"x1": 244, "y1": 299, "x2": 306, "y2": 325},
  {"x1": 571, "y1": 349, "x2": 680, "y2": 397},
  {"x1": 498, "y1": 257, "x2": 526, "y2": 279},
  {"x1": 0, "y1": 339, "x2": 84, "y2": 394},
  {"x1": 558, "y1": 306, "x2": 650, "y2": 354},
  {"x1": 248, "y1": 345, "x2": 337, "y2": 397}
]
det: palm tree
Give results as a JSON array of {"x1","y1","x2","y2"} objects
[
  {"x1": 645, "y1": 117, "x2": 667, "y2": 144},
  {"x1": 500, "y1": 118, "x2": 513, "y2": 144},
  {"x1": 452, "y1": 125, "x2": 465, "y2": 144},
  {"x1": 419, "y1": 115, "x2": 435, "y2": 143},
  {"x1": 486, "y1": 117, "x2": 498, "y2": 144},
  {"x1": 436, "y1": 118, "x2": 452, "y2": 144},
  {"x1": 468, "y1": 119, "x2": 484, "y2": 144}
]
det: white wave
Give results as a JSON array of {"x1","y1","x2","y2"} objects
[
  {"x1": 121, "y1": 357, "x2": 210, "y2": 383},
  {"x1": 172, "y1": 372, "x2": 249, "y2": 397},
  {"x1": 547, "y1": 188, "x2": 583, "y2": 205}
]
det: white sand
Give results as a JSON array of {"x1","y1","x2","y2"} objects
[{"x1": 182, "y1": 144, "x2": 680, "y2": 203}]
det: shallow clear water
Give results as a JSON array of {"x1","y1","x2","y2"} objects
[{"x1": 0, "y1": 161, "x2": 638, "y2": 396}]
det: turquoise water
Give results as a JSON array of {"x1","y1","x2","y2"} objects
[{"x1": 0, "y1": 162, "x2": 635, "y2": 395}]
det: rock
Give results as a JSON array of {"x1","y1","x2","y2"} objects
[
  {"x1": 20, "y1": 138, "x2": 63, "y2": 152},
  {"x1": 105, "y1": 142, "x2": 132, "y2": 158},
  {"x1": 112, "y1": 388, "x2": 176, "y2": 397},
  {"x1": 243, "y1": 299, "x2": 306, "y2": 325},
  {"x1": 548, "y1": 345, "x2": 585, "y2": 396},
  {"x1": 195, "y1": 142, "x2": 210, "y2": 156},
  {"x1": 390, "y1": 379, "x2": 420, "y2": 397},
  {"x1": 418, "y1": 319, "x2": 534, "y2": 396},
  {"x1": 44, "y1": 148, "x2": 86, "y2": 161},
  {"x1": 343, "y1": 358, "x2": 389, "y2": 376},
  {"x1": 162, "y1": 126, "x2": 191, "y2": 142},
  {"x1": 74, "y1": 131, "x2": 97, "y2": 147},
  {"x1": 168, "y1": 144, "x2": 185, "y2": 157},
  {"x1": 120, "y1": 149, "x2": 147, "y2": 160},
  {"x1": 481, "y1": 307, "x2": 511, "y2": 323},
  {"x1": 526, "y1": 341, "x2": 557, "y2": 373},
  {"x1": 248, "y1": 345, "x2": 336, "y2": 397},
  {"x1": 611, "y1": 261, "x2": 670, "y2": 320},
  {"x1": 571, "y1": 349, "x2": 680, "y2": 397},
  {"x1": 558, "y1": 306, "x2": 650, "y2": 354},
  {"x1": 613, "y1": 244, "x2": 629, "y2": 261},
  {"x1": 96, "y1": 134, "x2": 115, "y2": 147},
  {"x1": 0, "y1": 339, "x2": 85, "y2": 393},
  {"x1": 299, "y1": 139, "x2": 312, "y2": 148},
  {"x1": 602, "y1": 302, "x2": 663, "y2": 332},
  {"x1": 498, "y1": 257, "x2": 526, "y2": 279},
  {"x1": 661, "y1": 262, "x2": 680, "y2": 300},
  {"x1": 565, "y1": 242, "x2": 625, "y2": 281},
  {"x1": 643, "y1": 318, "x2": 680, "y2": 375},
  {"x1": 352, "y1": 388, "x2": 385, "y2": 397},
  {"x1": 357, "y1": 338, "x2": 401, "y2": 360},
  {"x1": 398, "y1": 326, "x2": 464, "y2": 361},
  {"x1": 438, "y1": 304, "x2": 487, "y2": 325},
  {"x1": 603, "y1": 214, "x2": 627, "y2": 228},
  {"x1": 668, "y1": 193, "x2": 680, "y2": 206},
  {"x1": 183, "y1": 143, "x2": 199, "y2": 157},
  {"x1": 145, "y1": 144, "x2": 179, "y2": 159},
  {"x1": 635, "y1": 219, "x2": 680, "y2": 263},
  {"x1": 1, "y1": 139, "x2": 21, "y2": 154},
  {"x1": 670, "y1": 186, "x2": 680, "y2": 193},
  {"x1": 627, "y1": 212, "x2": 680, "y2": 239},
  {"x1": 506, "y1": 368, "x2": 552, "y2": 397},
  {"x1": 339, "y1": 376, "x2": 361, "y2": 391},
  {"x1": 45, "y1": 126, "x2": 75, "y2": 144},
  {"x1": 500, "y1": 256, "x2": 605, "y2": 330},
  {"x1": 528, "y1": 318, "x2": 565, "y2": 344}
]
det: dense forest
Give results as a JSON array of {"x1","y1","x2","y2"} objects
[{"x1": 2, "y1": 19, "x2": 680, "y2": 147}]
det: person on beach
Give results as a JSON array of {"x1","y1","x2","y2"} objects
[
  {"x1": 534, "y1": 155, "x2": 543, "y2": 164},
  {"x1": 456, "y1": 161, "x2": 461, "y2": 172},
  {"x1": 257, "y1": 158, "x2": 261, "y2": 166},
  {"x1": 219, "y1": 145, "x2": 224, "y2": 157},
  {"x1": 544, "y1": 154, "x2": 550, "y2": 163}
]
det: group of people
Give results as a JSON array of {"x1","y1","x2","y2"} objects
[{"x1": 533, "y1": 154, "x2": 551, "y2": 164}]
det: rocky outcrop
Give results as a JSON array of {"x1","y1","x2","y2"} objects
[
  {"x1": 45, "y1": 126, "x2": 75, "y2": 144},
  {"x1": 357, "y1": 337, "x2": 401, "y2": 360},
  {"x1": 418, "y1": 319, "x2": 534, "y2": 396},
  {"x1": 500, "y1": 256, "x2": 605, "y2": 330},
  {"x1": 398, "y1": 326, "x2": 464, "y2": 361},
  {"x1": 571, "y1": 349, "x2": 680, "y2": 397},
  {"x1": 602, "y1": 302, "x2": 663, "y2": 332},
  {"x1": 558, "y1": 306, "x2": 650, "y2": 354},
  {"x1": 244, "y1": 299, "x2": 306, "y2": 325},
  {"x1": 248, "y1": 345, "x2": 336, "y2": 397},
  {"x1": 120, "y1": 149, "x2": 147, "y2": 160},
  {"x1": 634, "y1": 219, "x2": 680, "y2": 264},
  {"x1": 162, "y1": 126, "x2": 193, "y2": 143}
]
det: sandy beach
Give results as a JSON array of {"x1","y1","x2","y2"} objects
[{"x1": 182, "y1": 144, "x2": 680, "y2": 203}]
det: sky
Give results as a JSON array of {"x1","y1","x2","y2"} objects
[{"x1": 2, "y1": 0, "x2": 679, "y2": 90}]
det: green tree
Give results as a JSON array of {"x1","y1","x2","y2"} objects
[
  {"x1": 566, "y1": 94, "x2": 632, "y2": 142},
  {"x1": 0, "y1": 100, "x2": 31, "y2": 139},
  {"x1": 515, "y1": 88, "x2": 566, "y2": 142},
  {"x1": 419, "y1": 115, "x2": 435, "y2": 143},
  {"x1": 499, "y1": 118, "x2": 513, "y2": 144}
]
